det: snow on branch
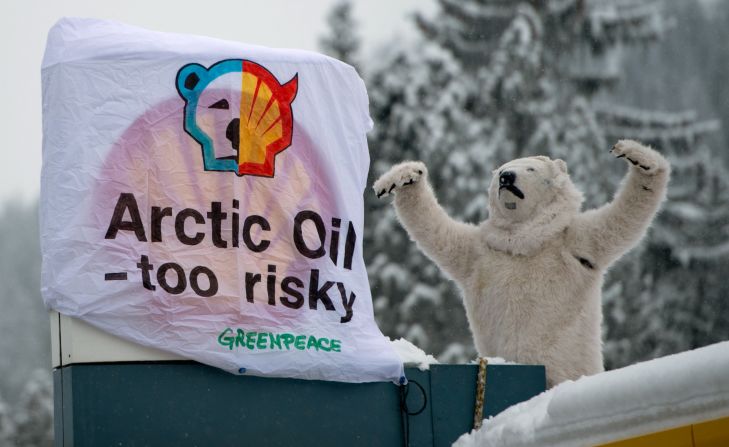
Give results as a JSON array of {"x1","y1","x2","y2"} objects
[
  {"x1": 594, "y1": 104, "x2": 699, "y2": 126},
  {"x1": 586, "y1": 0, "x2": 664, "y2": 43},
  {"x1": 676, "y1": 240, "x2": 729, "y2": 263},
  {"x1": 547, "y1": 0, "x2": 580, "y2": 15},
  {"x1": 439, "y1": 0, "x2": 515, "y2": 22},
  {"x1": 600, "y1": 121, "x2": 719, "y2": 142},
  {"x1": 414, "y1": 13, "x2": 496, "y2": 59},
  {"x1": 594, "y1": 104, "x2": 720, "y2": 143}
]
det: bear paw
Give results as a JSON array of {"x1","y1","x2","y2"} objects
[
  {"x1": 373, "y1": 161, "x2": 427, "y2": 198},
  {"x1": 610, "y1": 139, "x2": 669, "y2": 176}
]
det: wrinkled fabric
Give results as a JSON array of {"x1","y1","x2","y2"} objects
[{"x1": 40, "y1": 17, "x2": 403, "y2": 384}]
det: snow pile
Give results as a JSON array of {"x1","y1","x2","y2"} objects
[
  {"x1": 390, "y1": 337, "x2": 516, "y2": 371},
  {"x1": 455, "y1": 341, "x2": 729, "y2": 447},
  {"x1": 390, "y1": 338, "x2": 439, "y2": 371},
  {"x1": 470, "y1": 357, "x2": 514, "y2": 365}
]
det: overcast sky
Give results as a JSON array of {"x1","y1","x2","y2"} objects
[{"x1": 1, "y1": 0, "x2": 432, "y2": 204}]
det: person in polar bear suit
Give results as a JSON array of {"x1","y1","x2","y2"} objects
[{"x1": 374, "y1": 139, "x2": 670, "y2": 387}]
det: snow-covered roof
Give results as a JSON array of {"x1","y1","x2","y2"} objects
[{"x1": 455, "y1": 341, "x2": 729, "y2": 447}]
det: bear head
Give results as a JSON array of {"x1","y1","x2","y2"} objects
[
  {"x1": 176, "y1": 59, "x2": 298, "y2": 177},
  {"x1": 484, "y1": 156, "x2": 584, "y2": 255}
]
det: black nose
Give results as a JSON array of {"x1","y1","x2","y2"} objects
[
  {"x1": 499, "y1": 170, "x2": 516, "y2": 186},
  {"x1": 226, "y1": 118, "x2": 240, "y2": 150}
]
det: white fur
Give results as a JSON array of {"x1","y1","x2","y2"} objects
[{"x1": 373, "y1": 140, "x2": 670, "y2": 386}]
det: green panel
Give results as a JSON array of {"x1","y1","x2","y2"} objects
[
  {"x1": 61, "y1": 367, "x2": 74, "y2": 447},
  {"x1": 62, "y1": 362, "x2": 402, "y2": 447},
  {"x1": 52, "y1": 368, "x2": 63, "y2": 447},
  {"x1": 430, "y1": 364, "x2": 546, "y2": 447},
  {"x1": 54, "y1": 362, "x2": 545, "y2": 447},
  {"x1": 401, "y1": 369, "x2": 433, "y2": 447},
  {"x1": 482, "y1": 364, "x2": 546, "y2": 417},
  {"x1": 430, "y1": 365, "x2": 478, "y2": 447}
]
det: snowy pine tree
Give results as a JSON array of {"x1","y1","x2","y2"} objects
[
  {"x1": 366, "y1": 43, "x2": 489, "y2": 360},
  {"x1": 0, "y1": 201, "x2": 50, "y2": 404},
  {"x1": 318, "y1": 0, "x2": 361, "y2": 70},
  {"x1": 593, "y1": 0, "x2": 729, "y2": 367},
  {"x1": 12, "y1": 369, "x2": 53, "y2": 447},
  {"x1": 0, "y1": 393, "x2": 16, "y2": 446},
  {"x1": 366, "y1": 0, "x2": 725, "y2": 365},
  {"x1": 596, "y1": 105, "x2": 729, "y2": 367}
]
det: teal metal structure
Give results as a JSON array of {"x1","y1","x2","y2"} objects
[{"x1": 54, "y1": 362, "x2": 545, "y2": 446}]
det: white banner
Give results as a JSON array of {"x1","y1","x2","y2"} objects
[{"x1": 40, "y1": 18, "x2": 404, "y2": 383}]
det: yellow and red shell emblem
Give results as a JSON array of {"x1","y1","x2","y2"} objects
[{"x1": 176, "y1": 59, "x2": 299, "y2": 177}]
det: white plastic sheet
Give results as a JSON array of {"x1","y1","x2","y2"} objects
[{"x1": 40, "y1": 17, "x2": 404, "y2": 383}]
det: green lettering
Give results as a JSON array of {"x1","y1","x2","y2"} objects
[
  {"x1": 235, "y1": 329, "x2": 246, "y2": 348},
  {"x1": 217, "y1": 328, "x2": 235, "y2": 350},
  {"x1": 294, "y1": 335, "x2": 306, "y2": 350},
  {"x1": 246, "y1": 331, "x2": 257, "y2": 349},
  {"x1": 319, "y1": 337, "x2": 331, "y2": 352},
  {"x1": 269, "y1": 333, "x2": 282, "y2": 349},
  {"x1": 281, "y1": 333, "x2": 295, "y2": 349},
  {"x1": 330, "y1": 339, "x2": 341, "y2": 352},
  {"x1": 217, "y1": 329, "x2": 341, "y2": 353},
  {"x1": 257, "y1": 332, "x2": 268, "y2": 349}
]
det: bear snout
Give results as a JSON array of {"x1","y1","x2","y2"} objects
[
  {"x1": 226, "y1": 118, "x2": 240, "y2": 150},
  {"x1": 500, "y1": 170, "x2": 516, "y2": 186},
  {"x1": 498, "y1": 170, "x2": 525, "y2": 201}
]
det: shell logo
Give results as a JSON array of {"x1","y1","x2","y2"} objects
[{"x1": 176, "y1": 59, "x2": 299, "y2": 177}]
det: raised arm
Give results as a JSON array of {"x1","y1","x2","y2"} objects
[
  {"x1": 374, "y1": 161, "x2": 480, "y2": 284},
  {"x1": 570, "y1": 140, "x2": 670, "y2": 269}
]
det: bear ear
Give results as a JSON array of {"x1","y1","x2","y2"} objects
[
  {"x1": 554, "y1": 159, "x2": 568, "y2": 174},
  {"x1": 176, "y1": 63, "x2": 208, "y2": 100}
]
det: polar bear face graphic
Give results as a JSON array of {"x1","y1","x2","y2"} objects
[
  {"x1": 193, "y1": 74, "x2": 244, "y2": 162},
  {"x1": 176, "y1": 59, "x2": 298, "y2": 177},
  {"x1": 488, "y1": 156, "x2": 574, "y2": 223}
]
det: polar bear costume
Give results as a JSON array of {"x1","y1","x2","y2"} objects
[{"x1": 374, "y1": 140, "x2": 670, "y2": 386}]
